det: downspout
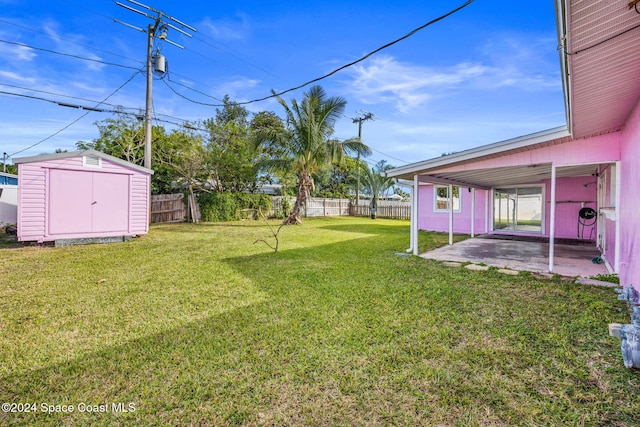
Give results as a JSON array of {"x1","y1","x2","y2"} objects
[
  {"x1": 448, "y1": 184, "x2": 453, "y2": 245},
  {"x1": 549, "y1": 164, "x2": 557, "y2": 273},
  {"x1": 394, "y1": 178, "x2": 415, "y2": 253},
  {"x1": 413, "y1": 175, "x2": 419, "y2": 255}
]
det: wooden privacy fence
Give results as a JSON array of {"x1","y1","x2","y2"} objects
[
  {"x1": 151, "y1": 194, "x2": 187, "y2": 224},
  {"x1": 269, "y1": 196, "x2": 411, "y2": 220},
  {"x1": 351, "y1": 201, "x2": 412, "y2": 220},
  {"x1": 152, "y1": 194, "x2": 411, "y2": 223}
]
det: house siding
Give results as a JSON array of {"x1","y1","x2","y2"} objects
[
  {"x1": 620, "y1": 100, "x2": 640, "y2": 291},
  {"x1": 434, "y1": 134, "x2": 621, "y2": 174},
  {"x1": 418, "y1": 185, "x2": 488, "y2": 234}
]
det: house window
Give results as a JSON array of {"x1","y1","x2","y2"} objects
[
  {"x1": 83, "y1": 155, "x2": 102, "y2": 168},
  {"x1": 493, "y1": 185, "x2": 544, "y2": 234},
  {"x1": 434, "y1": 185, "x2": 461, "y2": 212}
]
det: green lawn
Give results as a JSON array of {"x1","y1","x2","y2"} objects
[{"x1": 0, "y1": 217, "x2": 637, "y2": 426}]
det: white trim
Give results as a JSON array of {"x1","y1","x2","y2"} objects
[
  {"x1": 14, "y1": 149, "x2": 154, "y2": 175},
  {"x1": 385, "y1": 126, "x2": 569, "y2": 179},
  {"x1": 448, "y1": 184, "x2": 453, "y2": 245},
  {"x1": 412, "y1": 174, "x2": 419, "y2": 256},
  {"x1": 549, "y1": 165, "x2": 557, "y2": 272},
  {"x1": 615, "y1": 160, "x2": 621, "y2": 273},
  {"x1": 485, "y1": 190, "x2": 489, "y2": 233},
  {"x1": 471, "y1": 188, "x2": 475, "y2": 238},
  {"x1": 492, "y1": 183, "x2": 546, "y2": 235},
  {"x1": 83, "y1": 155, "x2": 102, "y2": 168},
  {"x1": 433, "y1": 184, "x2": 461, "y2": 213}
]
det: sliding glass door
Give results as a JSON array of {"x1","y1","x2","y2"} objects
[{"x1": 493, "y1": 186, "x2": 544, "y2": 234}]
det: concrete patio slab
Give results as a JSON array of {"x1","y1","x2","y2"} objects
[{"x1": 420, "y1": 236, "x2": 609, "y2": 278}]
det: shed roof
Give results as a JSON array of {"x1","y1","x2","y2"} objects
[{"x1": 13, "y1": 150, "x2": 154, "y2": 175}]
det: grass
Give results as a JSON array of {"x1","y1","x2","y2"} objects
[{"x1": 0, "y1": 217, "x2": 637, "y2": 426}]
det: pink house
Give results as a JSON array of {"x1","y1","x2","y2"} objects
[
  {"x1": 386, "y1": 2, "x2": 640, "y2": 366},
  {"x1": 13, "y1": 150, "x2": 153, "y2": 245}
]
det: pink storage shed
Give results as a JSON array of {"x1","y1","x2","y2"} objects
[{"x1": 13, "y1": 150, "x2": 153, "y2": 245}]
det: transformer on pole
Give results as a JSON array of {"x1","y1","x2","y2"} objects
[{"x1": 114, "y1": 0, "x2": 196, "y2": 170}]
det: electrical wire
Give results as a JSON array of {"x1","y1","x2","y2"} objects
[
  {"x1": 0, "y1": 82, "x2": 211, "y2": 130},
  {"x1": 0, "y1": 18, "x2": 143, "y2": 66},
  {"x1": 8, "y1": 70, "x2": 142, "y2": 158},
  {"x1": 154, "y1": 0, "x2": 474, "y2": 108},
  {"x1": 565, "y1": 21, "x2": 640, "y2": 55},
  {"x1": 231, "y1": 0, "x2": 474, "y2": 105},
  {"x1": 0, "y1": 39, "x2": 141, "y2": 70},
  {"x1": 369, "y1": 146, "x2": 410, "y2": 164}
]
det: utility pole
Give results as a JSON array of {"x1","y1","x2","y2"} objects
[
  {"x1": 115, "y1": 0, "x2": 196, "y2": 170},
  {"x1": 352, "y1": 112, "x2": 374, "y2": 208},
  {"x1": 2, "y1": 152, "x2": 7, "y2": 173}
]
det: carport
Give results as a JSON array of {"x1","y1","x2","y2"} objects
[
  {"x1": 386, "y1": 128, "x2": 621, "y2": 275},
  {"x1": 420, "y1": 235, "x2": 608, "y2": 278}
]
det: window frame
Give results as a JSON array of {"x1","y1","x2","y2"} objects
[{"x1": 433, "y1": 185, "x2": 462, "y2": 213}]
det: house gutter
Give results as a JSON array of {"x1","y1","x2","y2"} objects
[{"x1": 555, "y1": 0, "x2": 573, "y2": 135}]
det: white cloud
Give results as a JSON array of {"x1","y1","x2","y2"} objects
[
  {"x1": 198, "y1": 14, "x2": 250, "y2": 41},
  {"x1": 0, "y1": 43, "x2": 36, "y2": 61},
  {"x1": 345, "y1": 56, "x2": 489, "y2": 113},
  {"x1": 0, "y1": 70, "x2": 36, "y2": 84}
]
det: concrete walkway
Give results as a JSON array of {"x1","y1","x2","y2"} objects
[{"x1": 420, "y1": 236, "x2": 609, "y2": 278}]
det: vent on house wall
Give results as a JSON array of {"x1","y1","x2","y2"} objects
[{"x1": 83, "y1": 155, "x2": 102, "y2": 168}]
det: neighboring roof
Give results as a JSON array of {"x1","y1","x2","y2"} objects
[
  {"x1": 0, "y1": 172, "x2": 18, "y2": 179},
  {"x1": 385, "y1": 126, "x2": 570, "y2": 181},
  {"x1": 13, "y1": 150, "x2": 154, "y2": 175},
  {"x1": 559, "y1": 0, "x2": 640, "y2": 138}
]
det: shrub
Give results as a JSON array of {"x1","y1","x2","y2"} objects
[{"x1": 198, "y1": 192, "x2": 272, "y2": 222}]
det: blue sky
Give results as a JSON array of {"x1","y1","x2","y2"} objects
[{"x1": 1, "y1": 0, "x2": 566, "y2": 169}]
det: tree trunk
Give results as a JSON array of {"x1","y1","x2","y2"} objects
[{"x1": 284, "y1": 171, "x2": 312, "y2": 225}]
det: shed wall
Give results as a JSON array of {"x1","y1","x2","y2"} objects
[{"x1": 17, "y1": 155, "x2": 150, "y2": 242}]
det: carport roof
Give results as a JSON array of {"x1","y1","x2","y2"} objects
[{"x1": 384, "y1": 127, "x2": 574, "y2": 187}]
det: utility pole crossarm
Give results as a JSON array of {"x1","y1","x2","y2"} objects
[{"x1": 114, "y1": 0, "x2": 196, "y2": 170}]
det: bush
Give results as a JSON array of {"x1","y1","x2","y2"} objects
[{"x1": 197, "y1": 192, "x2": 272, "y2": 222}]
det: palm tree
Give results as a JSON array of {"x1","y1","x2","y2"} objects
[
  {"x1": 255, "y1": 85, "x2": 371, "y2": 224},
  {"x1": 361, "y1": 160, "x2": 394, "y2": 219}
]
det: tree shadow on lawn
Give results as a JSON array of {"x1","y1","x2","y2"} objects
[{"x1": 2, "y1": 234, "x2": 637, "y2": 426}]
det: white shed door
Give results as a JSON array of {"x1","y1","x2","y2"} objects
[{"x1": 49, "y1": 169, "x2": 129, "y2": 235}]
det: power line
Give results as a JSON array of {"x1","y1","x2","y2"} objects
[
  {"x1": 369, "y1": 146, "x2": 410, "y2": 164},
  {"x1": 0, "y1": 39, "x2": 141, "y2": 70},
  {"x1": 0, "y1": 18, "x2": 143, "y2": 66},
  {"x1": 0, "y1": 82, "x2": 141, "y2": 112},
  {"x1": 231, "y1": 0, "x2": 475, "y2": 106},
  {"x1": 8, "y1": 71, "x2": 141, "y2": 158}
]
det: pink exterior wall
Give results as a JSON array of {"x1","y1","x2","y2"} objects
[
  {"x1": 418, "y1": 185, "x2": 488, "y2": 234},
  {"x1": 435, "y1": 134, "x2": 621, "y2": 174},
  {"x1": 17, "y1": 156, "x2": 150, "y2": 242},
  {"x1": 619, "y1": 100, "x2": 640, "y2": 291},
  {"x1": 418, "y1": 176, "x2": 598, "y2": 240},
  {"x1": 542, "y1": 176, "x2": 598, "y2": 240}
]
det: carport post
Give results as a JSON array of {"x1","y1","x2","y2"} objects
[
  {"x1": 471, "y1": 187, "x2": 475, "y2": 238},
  {"x1": 549, "y1": 164, "x2": 557, "y2": 272},
  {"x1": 412, "y1": 174, "x2": 419, "y2": 255},
  {"x1": 448, "y1": 184, "x2": 453, "y2": 245}
]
